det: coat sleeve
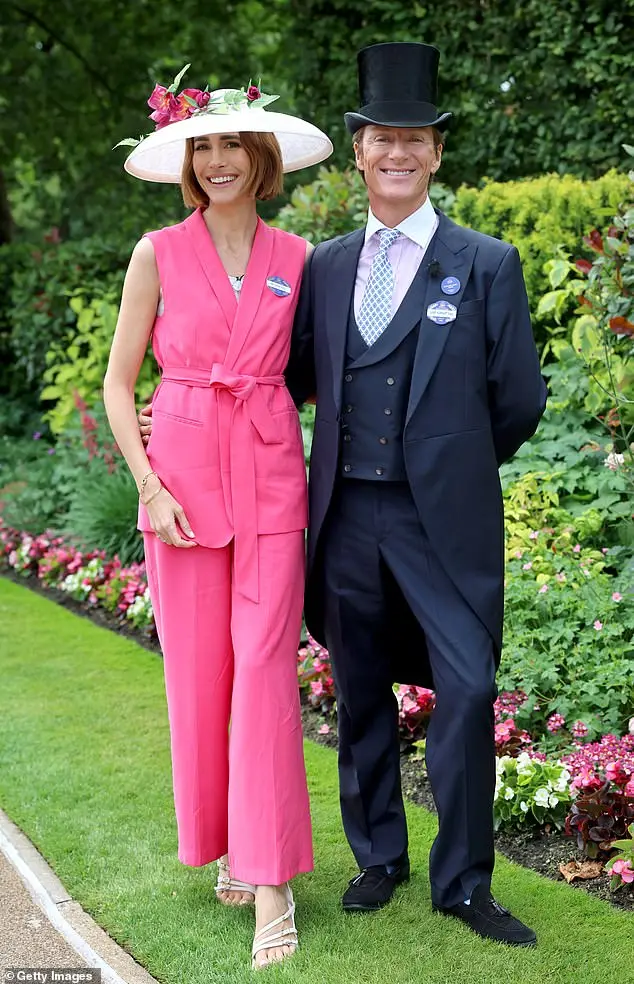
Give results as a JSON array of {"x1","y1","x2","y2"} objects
[
  {"x1": 485, "y1": 245, "x2": 548, "y2": 465},
  {"x1": 285, "y1": 248, "x2": 317, "y2": 407}
]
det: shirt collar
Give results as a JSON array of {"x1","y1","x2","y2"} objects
[{"x1": 364, "y1": 196, "x2": 437, "y2": 248}]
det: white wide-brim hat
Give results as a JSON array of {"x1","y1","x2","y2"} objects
[{"x1": 124, "y1": 92, "x2": 333, "y2": 182}]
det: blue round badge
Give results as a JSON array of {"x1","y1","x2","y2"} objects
[
  {"x1": 440, "y1": 276, "x2": 461, "y2": 296},
  {"x1": 266, "y1": 276, "x2": 292, "y2": 298}
]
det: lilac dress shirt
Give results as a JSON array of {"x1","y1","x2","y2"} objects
[{"x1": 353, "y1": 196, "x2": 439, "y2": 320}]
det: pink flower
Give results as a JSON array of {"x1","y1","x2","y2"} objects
[
  {"x1": 147, "y1": 83, "x2": 170, "y2": 111},
  {"x1": 611, "y1": 860, "x2": 634, "y2": 884},
  {"x1": 318, "y1": 723, "x2": 330, "y2": 735},
  {"x1": 547, "y1": 713, "x2": 566, "y2": 733},
  {"x1": 310, "y1": 681, "x2": 325, "y2": 698},
  {"x1": 522, "y1": 562, "x2": 533, "y2": 570},
  {"x1": 593, "y1": 620, "x2": 603, "y2": 631},
  {"x1": 246, "y1": 85, "x2": 261, "y2": 102},
  {"x1": 556, "y1": 572, "x2": 566, "y2": 582},
  {"x1": 605, "y1": 760, "x2": 632, "y2": 787},
  {"x1": 612, "y1": 592, "x2": 622, "y2": 602},
  {"x1": 181, "y1": 87, "x2": 210, "y2": 109},
  {"x1": 514, "y1": 550, "x2": 523, "y2": 559},
  {"x1": 573, "y1": 544, "x2": 581, "y2": 553},
  {"x1": 571, "y1": 720, "x2": 589, "y2": 739},
  {"x1": 538, "y1": 584, "x2": 549, "y2": 594},
  {"x1": 625, "y1": 778, "x2": 634, "y2": 797}
]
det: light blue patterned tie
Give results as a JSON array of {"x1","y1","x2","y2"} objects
[{"x1": 357, "y1": 227, "x2": 401, "y2": 346}]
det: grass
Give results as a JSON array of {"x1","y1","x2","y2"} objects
[{"x1": 0, "y1": 574, "x2": 632, "y2": 984}]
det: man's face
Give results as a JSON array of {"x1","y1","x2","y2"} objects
[{"x1": 354, "y1": 125, "x2": 442, "y2": 211}]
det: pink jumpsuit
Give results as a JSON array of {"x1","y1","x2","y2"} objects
[{"x1": 138, "y1": 208, "x2": 313, "y2": 884}]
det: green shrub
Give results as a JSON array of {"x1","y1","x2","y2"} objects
[
  {"x1": 40, "y1": 288, "x2": 158, "y2": 435},
  {"x1": 452, "y1": 170, "x2": 630, "y2": 351},
  {"x1": 61, "y1": 458, "x2": 144, "y2": 566},
  {"x1": 2, "y1": 234, "x2": 129, "y2": 391}
]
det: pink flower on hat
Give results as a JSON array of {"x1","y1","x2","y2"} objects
[
  {"x1": 148, "y1": 83, "x2": 171, "y2": 112},
  {"x1": 182, "y1": 87, "x2": 210, "y2": 109}
]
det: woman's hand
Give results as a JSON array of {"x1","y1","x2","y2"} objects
[{"x1": 144, "y1": 477, "x2": 197, "y2": 548}]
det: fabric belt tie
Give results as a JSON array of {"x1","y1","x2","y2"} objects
[{"x1": 161, "y1": 365, "x2": 285, "y2": 603}]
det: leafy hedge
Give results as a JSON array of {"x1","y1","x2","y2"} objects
[{"x1": 283, "y1": 0, "x2": 634, "y2": 188}]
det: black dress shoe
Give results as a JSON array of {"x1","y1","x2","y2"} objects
[
  {"x1": 342, "y1": 860, "x2": 410, "y2": 912},
  {"x1": 433, "y1": 884, "x2": 537, "y2": 946}
]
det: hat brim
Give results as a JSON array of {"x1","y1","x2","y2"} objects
[
  {"x1": 344, "y1": 104, "x2": 452, "y2": 136},
  {"x1": 124, "y1": 109, "x2": 333, "y2": 182}
]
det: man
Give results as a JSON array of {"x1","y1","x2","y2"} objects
[
  {"x1": 285, "y1": 41, "x2": 546, "y2": 946},
  {"x1": 140, "y1": 41, "x2": 546, "y2": 946}
]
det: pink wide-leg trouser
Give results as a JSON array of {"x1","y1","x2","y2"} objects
[{"x1": 144, "y1": 530, "x2": 313, "y2": 885}]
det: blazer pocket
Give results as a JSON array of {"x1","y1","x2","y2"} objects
[
  {"x1": 457, "y1": 298, "x2": 485, "y2": 317},
  {"x1": 153, "y1": 408, "x2": 203, "y2": 428}
]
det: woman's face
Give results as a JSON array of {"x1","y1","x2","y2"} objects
[{"x1": 192, "y1": 132, "x2": 253, "y2": 204}]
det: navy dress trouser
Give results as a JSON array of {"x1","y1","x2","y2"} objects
[{"x1": 321, "y1": 478, "x2": 497, "y2": 908}]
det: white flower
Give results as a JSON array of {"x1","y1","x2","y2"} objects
[
  {"x1": 520, "y1": 801, "x2": 529, "y2": 813},
  {"x1": 534, "y1": 788, "x2": 550, "y2": 808},
  {"x1": 629, "y1": 718, "x2": 634, "y2": 737},
  {"x1": 555, "y1": 771, "x2": 571, "y2": 792},
  {"x1": 604, "y1": 452, "x2": 625, "y2": 471},
  {"x1": 549, "y1": 794, "x2": 560, "y2": 808},
  {"x1": 504, "y1": 786, "x2": 515, "y2": 800},
  {"x1": 516, "y1": 752, "x2": 533, "y2": 775}
]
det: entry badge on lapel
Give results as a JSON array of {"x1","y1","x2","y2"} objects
[
  {"x1": 266, "y1": 276, "x2": 292, "y2": 297},
  {"x1": 426, "y1": 300, "x2": 457, "y2": 325}
]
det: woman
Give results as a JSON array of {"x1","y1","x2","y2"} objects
[{"x1": 103, "y1": 71, "x2": 332, "y2": 969}]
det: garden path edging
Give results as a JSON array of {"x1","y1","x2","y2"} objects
[{"x1": 0, "y1": 808, "x2": 159, "y2": 984}]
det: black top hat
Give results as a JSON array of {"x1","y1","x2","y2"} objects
[{"x1": 344, "y1": 42, "x2": 451, "y2": 136}]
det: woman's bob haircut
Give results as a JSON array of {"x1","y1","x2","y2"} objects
[{"x1": 181, "y1": 131, "x2": 284, "y2": 207}]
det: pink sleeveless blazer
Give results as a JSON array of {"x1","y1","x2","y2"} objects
[{"x1": 138, "y1": 208, "x2": 308, "y2": 602}]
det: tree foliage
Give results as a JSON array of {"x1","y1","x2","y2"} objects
[
  {"x1": 0, "y1": 0, "x2": 288, "y2": 240},
  {"x1": 284, "y1": 0, "x2": 634, "y2": 188}
]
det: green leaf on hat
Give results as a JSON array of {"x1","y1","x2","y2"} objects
[
  {"x1": 112, "y1": 137, "x2": 141, "y2": 149},
  {"x1": 248, "y1": 94, "x2": 280, "y2": 109},
  {"x1": 168, "y1": 63, "x2": 191, "y2": 94}
]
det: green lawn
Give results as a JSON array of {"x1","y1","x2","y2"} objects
[{"x1": 0, "y1": 575, "x2": 631, "y2": 984}]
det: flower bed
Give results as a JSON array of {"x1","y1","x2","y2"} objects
[{"x1": 2, "y1": 519, "x2": 633, "y2": 890}]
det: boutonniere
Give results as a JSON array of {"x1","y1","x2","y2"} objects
[{"x1": 428, "y1": 259, "x2": 443, "y2": 279}]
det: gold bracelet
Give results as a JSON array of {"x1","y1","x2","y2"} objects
[
  {"x1": 139, "y1": 470, "x2": 158, "y2": 494},
  {"x1": 140, "y1": 484, "x2": 164, "y2": 506}
]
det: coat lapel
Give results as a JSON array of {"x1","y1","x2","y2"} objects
[
  {"x1": 325, "y1": 229, "x2": 364, "y2": 414},
  {"x1": 184, "y1": 209, "x2": 237, "y2": 331},
  {"x1": 405, "y1": 213, "x2": 476, "y2": 425},
  {"x1": 225, "y1": 218, "x2": 274, "y2": 366}
]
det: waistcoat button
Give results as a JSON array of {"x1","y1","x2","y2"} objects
[
  {"x1": 384, "y1": 408, "x2": 392, "y2": 415},
  {"x1": 345, "y1": 404, "x2": 354, "y2": 413},
  {"x1": 343, "y1": 434, "x2": 352, "y2": 442},
  {"x1": 343, "y1": 464, "x2": 352, "y2": 473},
  {"x1": 345, "y1": 373, "x2": 353, "y2": 382},
  {"x1": 386, "y1": 376, "x2": 395, "y2": 385},
  {"x1": 375, "y1": 467, "x2": 384, "y2": 476},
  {"x1": 379, "y1": 437, "x2": 388, "y2": 445}
]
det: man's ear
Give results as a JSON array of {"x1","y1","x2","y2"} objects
[
  {"x1": 353, "y1": 140, "x2": 364, "y2": 172},
  {"x1": 431, "y1": 146, "x2": 442, "y2": 173}
]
